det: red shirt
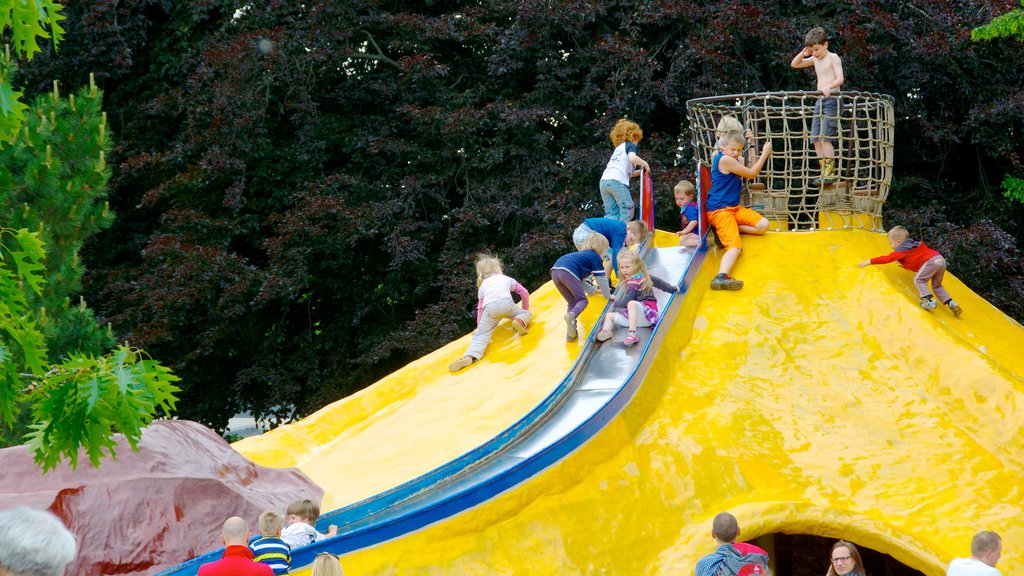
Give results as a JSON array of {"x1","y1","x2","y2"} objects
[
  {"x1": 870, "y1": 240, "x2": 940, "y2": 272},
  {"x1": 735, "y1": 542, "x2": 768, "y2": 555},
  {"x1": 198, "y1": 545, "x2": 273, "y2": 576}
]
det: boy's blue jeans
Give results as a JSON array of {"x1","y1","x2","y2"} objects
[{"x1": 600, "y1": 179, "x2": 634, "y2": 222}]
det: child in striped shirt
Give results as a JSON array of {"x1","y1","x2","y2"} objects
[{"x1": 249, "y1": 510, "x2": 291, "y2": 575}]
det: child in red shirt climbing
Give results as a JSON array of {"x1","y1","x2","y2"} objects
[{"x1": 857, "y1": 225, "x2": 963, "y2": 316}]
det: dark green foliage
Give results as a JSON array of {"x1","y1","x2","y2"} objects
[
  {"x1": 14, "y1": 0, "x2": 1024, "y2": 430},
  {"x1": 0, "y1": 0, "x2": 65, "y2": 143},
  {"x1": 0, "y1": 80, "x2": 115, "y2": 358}
]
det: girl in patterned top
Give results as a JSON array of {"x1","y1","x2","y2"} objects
[{"x1": 595, "y1": 249, "x2": 677, "y2": 346}]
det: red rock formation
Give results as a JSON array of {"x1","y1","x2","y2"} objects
[{"x1": 0, "y1": 420, "x2": 322, "y2": 575}]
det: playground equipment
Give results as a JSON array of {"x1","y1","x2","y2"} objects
[
  {"x1": 686, "y1": 91, "x2": 895, "y2": 231},
  {"x1": 159, "y1": 91, "x2": 1024, "y2": 575}
]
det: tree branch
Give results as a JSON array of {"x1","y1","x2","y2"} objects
[{"x1": 359, "y1": 30, "x2": 400, "y2": 69}]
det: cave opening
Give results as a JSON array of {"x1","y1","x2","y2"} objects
[{"x1": 749, "y1": 533, "x2": 927, "y2": 576}]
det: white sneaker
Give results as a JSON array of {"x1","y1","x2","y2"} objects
[
  {"x1": 948, "y1": 300, "x2": 963, "y2": 317},
  {"x1": 920, "y1": 298, "x2": 938, "y2": 310}
]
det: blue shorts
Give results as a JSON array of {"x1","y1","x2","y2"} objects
[{"x1": 810, "y1": 97, "x2": 838, "y2": 143}]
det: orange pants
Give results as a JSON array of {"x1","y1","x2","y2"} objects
[{"x1": 707, "y1": 205, "x2": 765, "y2": 250}]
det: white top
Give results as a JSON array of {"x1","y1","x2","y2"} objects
[
  {"x1": 947, "y1": 558, "x2": 1002, "y2": 576},
  {"x1": 478, "y1": 274, "x2": 519, "y2": 307},
  {"x1": 600, "y1": 142, "x2": 638, "y2": 185},
  {"x1": 281, "y1": 521, "x2": 323, "y2": 549}
]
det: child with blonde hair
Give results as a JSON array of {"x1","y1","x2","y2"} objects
[
  {"x1": 249, "y1": 510, "x2": 291, "y2": 575},
  {"x1": 673, "y1": 180, "x2": 700, "y2": 248},
  {"x1": 311, "y1": 552, "x2": 344, "y2": 575},
  {"x1": 715, "y1": 115, "x2": 756, "y2": 165},
  {"x1": 857, "y1": 225, "x2": 963, "y2": 316},
  {"x1": 551, "y1": 233, "x2": 614, "y2": 342},
  {"x1": 596, "y1": 250, "x2": 677, "y2": 346},
  {"x1": 449, "y1": 255, "x2": 531, "y2": 372},
  {"x1": 599, "y1": 118, "x2": 652, "y2": 222},
  {"x1": 707, "y1": 130, "x2": 773, "y2": 290}
]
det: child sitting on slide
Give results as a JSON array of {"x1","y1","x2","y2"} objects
[
  {"x1": 673, "y1": 179, "x2": 700, "y2": 248},
  {"x1": 595, "y1": 249, "x2": 677, "y2": 346}
]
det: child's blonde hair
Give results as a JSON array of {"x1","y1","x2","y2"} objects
[
  {"x1": 626, "y1": 219, "x2": 650, "y2": 242},
  {"x1": 715, "y1": 115, "x2": 743, "y2": 139},
  {"x1": 310, "y1": 552, "x2": 344, "y2": 576},
  {"x1": 581, "y1": 232, "x2": 610, "y2": 256},
  {"x1": 258, "y1": 510, "x2": 284, "y2": 536},
  {"x1": 673, "y1": 180, "x2": 695, "y2": 199},
  {"x1": 609, "y1": 119, "x2": 643, "y2": 147},
  {"x1": 720, "y1": 130, "x2": 745, "y2": 148},
  {"x1": 617, "y1": 249, "x2": 653, "y2": 291},
  {"x1": 887, "y1": 225, "x2": 909, "y2": 243},
  {"x1": 475, "y1": 255, "x2": 502, "y2": 288},
  {"x1": 286, "y1": 499, "x2": 321, "y2": 523}
]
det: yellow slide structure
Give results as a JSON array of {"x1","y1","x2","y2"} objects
[{"x1": 234, "y1": 229, "x2": 1024, "y2": 575}]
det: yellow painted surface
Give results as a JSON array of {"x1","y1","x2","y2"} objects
[
  {"x1": 233, "y1": 244, "x2": 618, "y2": 511},
  {"x1": 241, "y1": 230, "x2": 1024, "y2": 575}
]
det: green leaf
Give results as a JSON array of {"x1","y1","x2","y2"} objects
[
  {"x1": 25, "y1": 346, "x2": 179, "y2": 471},
  {"x1": 0, "y1": 81, "x2": 28, "y2": 145},
  {"x1": 972, "y1": 7, "x2": 1024, "y2": 42},
  {"x1": 9, "y1": 228, "x2": 47, "y2": 294}
]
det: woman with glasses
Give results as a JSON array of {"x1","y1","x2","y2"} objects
[
  {"x1": 827, "y1": 540, "x2": 866, "y2": 576},
  {"x1": 311, "y1": 552, "x2": 344, "y2": 576}
]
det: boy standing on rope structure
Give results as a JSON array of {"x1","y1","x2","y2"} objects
[
  {"x1": 707, "y1": 131, "x2": 772, "y2": 291},
  {"x1": 791, "y1": 27, "x2": 844, "y2": 181}
]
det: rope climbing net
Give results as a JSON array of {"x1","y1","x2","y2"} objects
[{"x1": 686, "y1": 91, "x2": 895, "y2": 232}]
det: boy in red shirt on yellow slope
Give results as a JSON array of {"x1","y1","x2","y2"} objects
[{"x1": 857, "y1": 225, "x2": 963, "y2": 316}]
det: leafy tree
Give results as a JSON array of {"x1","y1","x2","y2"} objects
[
  {"x1": 0, "y1": 78, "x2": 115, "y2": 357},
  {"x1": 973, "y1": 0, "x2": 1024, "y2": 204},
  {"x1": 972, "y1": 0, "x2": 1024, "y2": 41},
  {"x1": 14, "y1": 0, "x2": 1024, "y2": 432},
  {"x1": 0, "y1": 8, "x2": 180, "y2": 471},
  {"x1": 0, "y1": 0, "x2": 65, "y2": 143}
]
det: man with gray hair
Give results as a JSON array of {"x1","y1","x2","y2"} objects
[
  {"x1": 947, "y1": 531, "x2": 1002, "y2": 576},
  {"x1": 0, "y1": 506, "x2": 77, "y2": 576}
]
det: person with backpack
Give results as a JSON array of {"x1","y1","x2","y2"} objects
[{"x1": 694, "y1": 512, "x2": 771, "y2": 576}]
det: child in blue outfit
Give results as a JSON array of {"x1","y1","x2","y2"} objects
[
  {"x1": 673, "y1": 179, "x2": 700, "y2": 247},
  {"x1": 551, "y1": 233, "x2": 613, "y2": 342},
  {"x1": 571, "y1": 217, "x2": 649, "y2": 274},
  {"x1": 599, "y1": 119, "x2": 652, "y2": 222},
  {"x1": 595, "y1": 249, "x2": 677, "y2": 346}
]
